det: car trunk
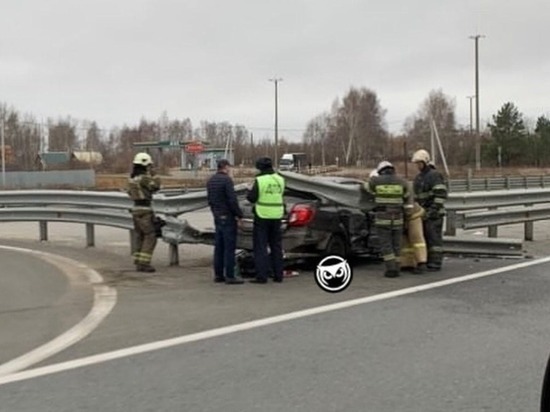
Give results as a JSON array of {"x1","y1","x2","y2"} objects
[{"x1": 235, "y1": 188, "x2": 322, "y2": 253}]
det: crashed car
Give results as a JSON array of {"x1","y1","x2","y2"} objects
[
  {"x1": 161, "y1": 172, "x2": 382, "y2": 270},
  {"x1": 236, "y1": 173, "x2": 381, "y2": 260}
]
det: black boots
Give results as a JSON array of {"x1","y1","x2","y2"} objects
[{"x1": 136, "y1": 264, "x2": 156, "y2": 273}]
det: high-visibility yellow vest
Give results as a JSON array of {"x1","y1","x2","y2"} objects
[{"x1": 255, "y1": 173, "x2": 285, "y2": 219}]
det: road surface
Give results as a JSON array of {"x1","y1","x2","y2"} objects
[{"x1": 1, "y1": 256, "x2": 549, "y2": 411}]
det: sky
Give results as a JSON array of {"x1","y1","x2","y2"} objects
[{"x1": 0, "y1": 0, "x2": 549, "y2": 141}]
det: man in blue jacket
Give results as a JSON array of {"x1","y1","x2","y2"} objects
[{"x1": 206, "y1": 159, "x2": 244, "y2": 285}]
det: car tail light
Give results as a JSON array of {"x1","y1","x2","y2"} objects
[{"x1": 288, "y1": 204, "x2": 316, "y2": 227}]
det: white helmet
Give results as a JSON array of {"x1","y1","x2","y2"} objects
[
  {"x1": 411, "y1": 149, "x2": 430, "y2": 164},
  {"x1": 133, "y1": 152, "x2": 153, "y2": 166},
  {"x1": 376, "y1": 160, "x2": 394, "y2": 174},
  {"x1": 369, "y1": 169, "x2": 378, "y2": 178}
]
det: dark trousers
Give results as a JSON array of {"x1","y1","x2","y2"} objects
[
  {"x1": 132, "y1": 210, "x2": 157, "y2": 266},
  {"x1": 423, "y1": 217, "x2": 444, "y2": 268},
  {"x1": 376, "y1": 224, "x2": 402, "y2": 272},
  {"x1": 253, "y1": 218, "x2": 283, "y2": 281},
  {"x1": 214, "y1": 216, "x2": 237, "y2": 280}
]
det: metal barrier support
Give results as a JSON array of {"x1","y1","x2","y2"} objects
[
  {"x1": 525, "y1": 203, "x2": 534, "y2": 241},
  {"x1": 488, "y1": 207, "x2": 498, "y2": 238},
  {"x1": 86, "y1": 223, "x2": 95, "y2": 247},
  {"x1": 39, "y1": 221, "x2": 48, "y2": 241},
  {"x1": 445, "y1": 211, "x2": 457, "y2": 236},
  {"x1": 169, "y1": 244, "x2": 179, "y2": 266}
]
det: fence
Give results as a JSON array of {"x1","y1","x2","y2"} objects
[
  {"x1": 448, "y1": 175, "x2": 550, "y2": 192},
  {"x1": 0, "y1": 170, "x2": 95, "y2": 189}
]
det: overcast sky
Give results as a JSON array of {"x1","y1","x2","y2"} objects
[{"x1": 1, "y1": 0, "x2": 549, "y2": 141}]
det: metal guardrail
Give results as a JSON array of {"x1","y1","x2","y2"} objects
[
  {"x1": 445, "y1": 188, "x2": 550, "y2": 240},
  {"x1": 448, "y1": 175, "x2": 550, "y2": 192},
  {"x1": 0, "y1": 179, "x2": 544, "y2": 265}
]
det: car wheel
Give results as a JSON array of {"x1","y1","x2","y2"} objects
[{"x1": 324, "y1": 234, "x2": 348, "y2": 258}]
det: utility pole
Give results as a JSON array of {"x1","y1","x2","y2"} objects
[
  {"x1": 466, "y1": 95, "x2": 475, "y2": 134},
  {"x1": 0, "y1": 117, "x2": 5, "y2": 187},
  {"x1": 470, "y1": 34, "x2": 485, "y2": 171},
  {"x1": 268, "y1": 77, "x2": 283, "y2": 168}
]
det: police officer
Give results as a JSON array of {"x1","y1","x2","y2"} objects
[
  {"x1": 127, "y1": 152, "x2": 161, "y2": 272},
  {"x1": 246, "y1": 157, "x2": 285, "y2": 284},
  {"x1": 411, "y1": 149, "x2": 448, "y2": 271},
  {"x1": 366, "y1": 161, "x2": 410, "y2": 278}
]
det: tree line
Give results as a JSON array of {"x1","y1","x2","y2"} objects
[{"x1": 1, "y1": 88, "x2": 549, "y2": 173}]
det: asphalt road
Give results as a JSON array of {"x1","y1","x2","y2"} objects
[
  {"x1": 1, "y1": 214, "x2": 550, "y2": 411},
  {"x1": 0, "y1": 248, "x2": 92, "y2": 366},
  {"x1": 1, "y1": 258, "x2": 549, "y2": 411}
]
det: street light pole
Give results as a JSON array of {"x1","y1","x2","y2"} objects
[
  {"x1": 269, "y1": 77, "x2": 283, "y2": 168},
  {"x1": 470, "y1": 34, "x2": 485, "y2": 171},
  {"x1": 466, "y1": 95, "x2": 475, "y2": 134}
]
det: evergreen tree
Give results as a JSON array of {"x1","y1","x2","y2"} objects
[{"x1": 486, "y1": 102, "x2": 528, "y2": 166}]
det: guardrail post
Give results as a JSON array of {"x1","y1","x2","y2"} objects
[
  {"x1": 524, "y1": 176, "x2": 528, "y2": 189},
  {"x1": 541, "y1": 175, "x2": 545, "y2": 188},
  {"x1": 86, "y1": 223, "x2": 95, "y2": 247},
  {"x1": 445, "y1": 211, "x2": 457, "y2": 236},
  {"x1": 525, "y1": 203, "x2": 534, "y2": 241},
  {"x1": 488, "y1": 207, "x2": 498, "y2": 238},
  {"x1": 169, "y1": 244, "x2": 180, "y2": 266},
  {"x1": 505, "y1": 176, "x2": 511, "y2": 189},
  {"x1": 485, "y1": 177, "x2": 490, "y2": 191},
  {"x1": 39, "y1": 221, "x2": 48, "y2": 241}
]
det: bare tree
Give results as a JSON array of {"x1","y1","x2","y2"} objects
[{"x1": 405, "y1": 89, "x2": 457, "y2": 164}]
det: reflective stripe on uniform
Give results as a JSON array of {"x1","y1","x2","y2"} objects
[
  {"x1": 376, "y1": 219, "x2": 404, "y2": 226},
  {"x1": 382, "y1": 253, "x2": 395, "y2": 261}
]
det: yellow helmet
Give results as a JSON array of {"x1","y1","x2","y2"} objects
[
  {"x1": 411, "y1": 149, "x2": 430, "y2": 164},
  {"x1": 133, "y1": 152, "x2": 153, "y2": 166}
]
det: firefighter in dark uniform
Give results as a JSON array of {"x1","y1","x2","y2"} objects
[
  {"x1": 366, "y1": 161, "x2": 411, "y2": 278},
  {"x1": 127, "y1": 152, "x2": 161, "y2": 272},
  {"x1": 246, "y1": 157, "x2": 285, "y2": 284},
  {"x1": 412, "y1": 149, "x2": 448, "y2": 271}
]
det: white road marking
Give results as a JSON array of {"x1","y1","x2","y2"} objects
[
  {"x1": 1, "y1": 255, "x2": 550, "y2": 387},
  {"x1": 0, "y1": 245, "x2": 117, "y2": 377}
]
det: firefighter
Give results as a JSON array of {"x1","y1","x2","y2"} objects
[
  {"x1": 411, "y1": 149, "x2": 448, "y2": 271},
  {"x1": 400, "y1": 201, "x2": 428, "y2": 274},
  {"x1": 366, "y1": 161, "x2": 411, "y2": 278},
  {"x1": 127, "y1": 152, "x2": 161, "y2": 272},
  {"x1": 246, "y1": 157, "x2": 285, "y2": 284}
]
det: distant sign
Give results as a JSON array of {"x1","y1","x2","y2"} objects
[{"x1": 184, "y1": 142, "x2": 205, "y2": 154}]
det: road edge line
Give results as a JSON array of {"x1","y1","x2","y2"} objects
[{"x1": 0, "y1": 245, "x2": 117, "y2": 377}]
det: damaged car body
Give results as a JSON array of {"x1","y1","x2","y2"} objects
[{"x1": 162, "y1": 172, "x2": 382, "y2": 261}]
